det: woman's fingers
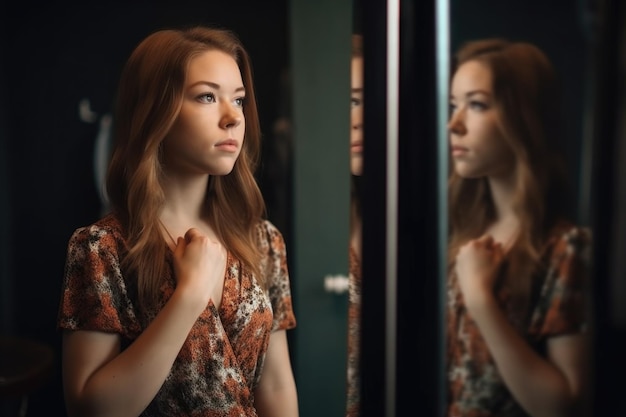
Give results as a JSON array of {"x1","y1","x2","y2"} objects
[
  {"x1": 477, "y1": 234, "x2": 493, "y2": 243},
  {"x1": 174, "y1": 236, "x2": 185, "y2": 257},
  {"x1": 475, "y1": 234, "x2": 495, "y2": 248},
  {"x1": 184, "y1": 228, "x2": 221, "y2": 247},
  {"x1": 184, "y1": 227, "x2": 202, "y2": 243}
]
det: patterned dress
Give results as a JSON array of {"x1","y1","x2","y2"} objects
[
  {"x1": 346, "y1": 245, "x2": 361, "y2": 417},
  {"x1": 446, "y1": 221, "x2": 591, "y2": 417},
  {"x1": 57, "y1": 213, "x2": 296, "y2": 417}
]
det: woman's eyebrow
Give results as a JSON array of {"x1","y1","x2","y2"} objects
[
  {"x1": 449, "y1": 90, "x2": 492, "y2": 100},
  {"x1": 189, "y1": 80, "x2": 246, "y2": 93}
]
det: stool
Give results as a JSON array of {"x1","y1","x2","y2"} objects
[{"x1": 0, "y1": 335, "x2": 54, "y2": 417}]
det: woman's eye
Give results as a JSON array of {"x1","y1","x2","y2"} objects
[
  {"x1": 234, "y1": 97, "x2": 245, "y2": 107},
  {"x1": 198, "y1": 93, "x2": 216, "y2": 103},
  {"x1": 351, "y1": 97, "x2": 362, "y2": 108},
  {"x1": 469, "y1": 101, "x2": 487, "y2": 110}
]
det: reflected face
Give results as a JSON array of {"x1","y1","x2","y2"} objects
[
  {"x1": 163, "y1": 50, "x2": 246, "y2": 177},
  {"x1": 448, "y1": 60, "x2": 514, "y2": 179},
  {"x1": 350, "y1": 56, "x2": 364, "y2": 176}
]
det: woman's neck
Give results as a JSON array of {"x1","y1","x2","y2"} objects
[
  {"x1": 159, "y1": 174, "x2": 216, "y2": 240},
  {"x1": 161, "y1": 173, "x2": 209, "y2": 214}
]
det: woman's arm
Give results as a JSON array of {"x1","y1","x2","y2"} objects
[
  {"x1": 466, "y1": 294, "x2": 590, "y2": 417},
  {"x1": 456, "y1": 234, "x2": 591, "y2": 417},
  {"x1": 254, "y1": 330, "x2": 299, "y2": 417},
  {"x1": 63, "y1": 229, "x2": 225, "y2": 417},
  {"x1": 63, "y1": 285, "x2": 208, "y2": 417}
]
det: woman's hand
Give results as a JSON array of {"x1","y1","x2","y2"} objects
[
  {"x1": 171, "y1": 228, "x2": 226, "y2": 306},
  {"x1": 455, "y1": 234, "x2": 504, "y2": 308}
]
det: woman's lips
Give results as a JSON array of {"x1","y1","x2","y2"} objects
[
  {"x1": 451, "y1": 145, "x2": 468, "y2": 156},
  {"x1": 215, "y1": 139, "x2": 239, "y2": 152},
  {"x1": 351, "y1": 143, "x2": 363, "y2": 153}
]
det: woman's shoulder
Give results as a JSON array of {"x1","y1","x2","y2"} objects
[
  {"x1": 69, "y1": 213, "x2": 125, "y2": 245},
  {"x1": 549, "y1": 219, "x2": 592, "y2": 246},
  {"x1": 544, "y1": 219, "x2": 592, "y2": 260},
  {"x1": 256, "y1": 218, "x2": 281, "y2": 233},
  {"x1": 255, "y1": 219, "x2": 287, "y2": 253},
  {"x1": 255, "y1": 219, "x2": 285, "y2": 240}
]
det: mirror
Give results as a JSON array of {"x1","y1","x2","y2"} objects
[
  {"x1": 356, "y1": 0, "x2": 609, "y2": 416},
  {"x1": 447, "y1": 2, "x2": 596, "y2": 416}
]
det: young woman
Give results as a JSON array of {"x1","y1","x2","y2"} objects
[
  {"x1": 446, "y1": 38, "x2": 592, "y2": 417},
  {"x1": 346, "y1": 32, "x2": 363, "y2": 417},
  {"x1": 57, "y1": 26, "x2": 298, "y2": 417}
]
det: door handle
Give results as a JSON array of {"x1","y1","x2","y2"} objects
[{"x1": 323, "y1": 274, "x2": 349, "y2": 294}]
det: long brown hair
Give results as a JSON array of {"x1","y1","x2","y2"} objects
[
  {"x1": 106, "y1": 26, "x2": 266, "y2": 311},
  {"x1": 447, "y1": 39, "x2": 572, "y2": 301}
]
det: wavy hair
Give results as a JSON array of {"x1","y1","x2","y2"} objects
[
  {"x1": 447, "y1": 39, "x2": 573, "y2": 301},
  {"x1": 106, "y1": 26, "x2": 265, "y2": 311}
]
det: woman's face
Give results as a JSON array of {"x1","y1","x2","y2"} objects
[
  {"x1": 162, "y1": 49, "x2": 246, "y2": 177},
  {"x1": 448, "y1": 60, "x2": 515, "y2": 180},
  {"x1": 350, "y1": 56, "x2": 364, "y2": 176}
]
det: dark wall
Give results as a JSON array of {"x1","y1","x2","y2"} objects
[{"x1": 0, "y1": 2, "x2": 288, "y2": 415}]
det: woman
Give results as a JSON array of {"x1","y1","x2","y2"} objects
[
  {"x1": 57, "y1": 26, "x2": 298, "y2": 417},
  {"x1": 346, "y1": 32, "x2": 363, "y2": 417},
  {"x1": 446, "y1": 38, "x2": 592, "y2": 417}
]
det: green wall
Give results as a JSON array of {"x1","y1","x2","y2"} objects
[{"x1": 290, "y1": 0, "x2": 353, "y2": 416}]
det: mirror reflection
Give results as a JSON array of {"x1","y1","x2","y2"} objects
[
  {"x1": 353, "y1": 1, "x2": 599, "y2": 416},
  {"x1": 347, "y1": 33, "x2": 364, "y2": 417},
  {"x1": 445, "y1": 38, "x2": 593, "y2": 417},
  {"x1": 442, "y1": 2, "x2": 596, "y2": 416}
]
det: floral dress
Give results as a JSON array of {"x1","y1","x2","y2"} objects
[
  {"x1": 57, "y1": 213, "x2": 296, "y2": 417},
  {"x1": 446, "y1": 221, "x2": 591, "y2": 417},
  {"x1": 346, "y1": 245, "x2": 361, "y2": 417}
]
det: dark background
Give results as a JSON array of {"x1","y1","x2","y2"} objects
[{"x1": 0, "y1": 2, "x2": 289, "y2": 415}]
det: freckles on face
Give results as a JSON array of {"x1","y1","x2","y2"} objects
[{"x1": 448, "y1": 60, "x2": 514, "y2": 179}]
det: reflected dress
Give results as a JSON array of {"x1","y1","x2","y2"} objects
[
  {"x1": 346, "y1": 244, "x2": 361, "y2": 417},
  {"x1": 446, "y1": 221, "x2": 591, "y2": 417}
]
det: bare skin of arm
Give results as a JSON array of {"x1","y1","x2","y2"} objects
[
  {"x1": 456, "y1": 235, "x2": 590, "y2": 417},
  {"x1": 63, "y1": 229, "x2": 225, "y2": 417},
  {"x1": 254, "y1": 330, "x2": 299, "y2": 417}
]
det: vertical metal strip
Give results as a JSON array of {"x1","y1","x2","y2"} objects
[
  {"x1": 435, "y1": 0, "x2": 450, "y2": 415},
  {"x1": 385, "y1": 1, "x2": 400, "y2": 416}
]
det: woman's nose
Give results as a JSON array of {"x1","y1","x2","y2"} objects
[
  {"x1": 220, "y1": 105, "x2": 242, "y2": 129},
  {"x1": 447, "y1": 109, "x2": 466, "y2": 135},
  {"x1": 351, "y1": 108, "x2": 363, "y2": 130}
]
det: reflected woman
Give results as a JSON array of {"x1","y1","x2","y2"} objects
[
  {"x1": 346, "y1": 33, "x2": 363, "y2": 417},
  {"x1": 446, "y1": 39, "x2": 592, "y2": 417}
]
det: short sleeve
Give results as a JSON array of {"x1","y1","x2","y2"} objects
[
  {"x1": 57, "y1": 223, "x2": 141, "y2": 339},
  {"x1": 257, "y1": 220, "x2": 296, "y2": 332},
  {"x1": 530, "y1": 226, "x2": 592, "y2": 337}
]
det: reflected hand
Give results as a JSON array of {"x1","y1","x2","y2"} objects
[{"x1": 455, "y1": 234, "x2": 504, "y2": 307}]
